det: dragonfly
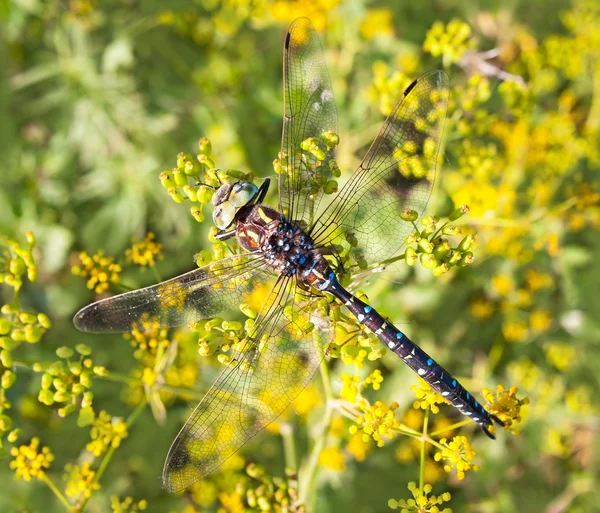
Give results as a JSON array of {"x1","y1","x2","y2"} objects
[{"x1": 74, "y1": 17, "x2": 502, "y2": 493}]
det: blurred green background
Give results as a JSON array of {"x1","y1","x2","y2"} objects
[{"x1": 1, "y1": 0, "x2": 599, "y2": 512}]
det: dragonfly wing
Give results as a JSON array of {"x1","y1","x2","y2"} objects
[
  {"x1": 310, "y1": 71, "x2": 449, "y2": 266},
  {"x1": 162, "y1": 277, "x2": 330, "y2": 493},
  {"x1": 73, "y1": 253, "x2": 269, "y2": 333},
  {"x1": 279, "y1": 17, "x2": 339, "y2": 226}
]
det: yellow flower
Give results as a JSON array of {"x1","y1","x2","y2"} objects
[
  {"x1": 389, "y1": 482, "x2": 452, "y2": 512},
  {"x1": 87, "y1": 410, "x2": 128, "y2": 457},
  {"x1": 72, "y1": 250, "x2": 122, "y2": 294},
  {"x1": 529, "y1": 309, "x2": 552, "y2": 333},
  {"x1": 64, "y1": 462, "x2": 100, "y2": 501},
  {"x1": 340, "y1": 373, "x2": 361, "y2": 404},
  {"x1": 360, "y1": 9, "x2": 394, "y2": 40},
  {"x1": 347, "y1": 432, "x2": 370, "y2": 462},
  {"x1": 470, "y1": 298, "x2": 494, "y2": 319},
  {"x1": 9, "y1": 437, "x2": 54, "y2": 481},
  {"x1": 482, "y1": 384, "x2": 529, "y2": 432},
  {"x1": 364, "y1": 369, "x2": 384, "y2": 390},
  {"x1": 318, "y1": 446, "x2": 345, "y2": 471},
  {"x1": 525, "y1": 269, "x2": 554, "y2": 291},
  {"x1": 125, "y1": 232, "x2": 163, "y2": 268},
  {"x1": 544, "y1": 342, "x2": 577, "y2": 371},
  {"x1": 502, "y1": 320, "x2": 529, "y2": 343},
  {"x1": 423, "y1": 19, "x2": 475, "y2": 66},
  {"x1": 293, "y1": 384, "x2": 321, "y2": 418},
  {"x1": 349, "y1": 400, "x2": 401, "y2": 447},
  {"x1": 110, "y1": 496, "x2": 148, "y2": 513},
  {"x1": 411, "y1": 378, "x2": 448, "y2": 414},
  {"x1": 434, "y1": 436, "x2": 479, "y2": 480},
  {"x1": 491, "y1": 274, "x2": 514, "y2": 296},
  {"x1": 270, "y1": 0, "x2": 341, "y2": 31}
]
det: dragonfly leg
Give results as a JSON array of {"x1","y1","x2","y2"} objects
[
  {"x1": 214, "y1": 229, "x2": 237, "y2": 241},
  {"x1": 254, "y1": 178, "x2": 271, "y2": 204}
]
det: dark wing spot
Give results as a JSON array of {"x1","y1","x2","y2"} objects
[
  {"x1": 285, "y1": 32, "x2": 291, "y2": 49},
  {"x1": 403, "y1": 78, "x2": 418, "y2": 96}
]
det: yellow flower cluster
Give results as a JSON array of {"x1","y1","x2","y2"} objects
[
  {"x1": 544, "y1": 342, "x2": 577, "y2": 371},
  {"x1": 359, "y1": 9, "x2": 394, "y2": 40},
  {"x1": 434, "y1": 435, "x2": 479, "y2": 480},
  {"x1": 212, "y1": 464, "x2": 303, "y2": 513},
  {"x1": 482, "y1": 384, "x2": 529, "y2": 432},
  {"x1": 271, "y1": 0, "x2": 341, "y2": 31},
  {"x1": 9, "y1": 437, "x2": 54, "y2": 481},
  {"x1": 72, "y1": 250, "x2": 122, "y2": 294},
  {"x1": 111, "y1": 496, "x2": 148, "y2": 513},
  {"x1": 401, "y1": 206, "x2": 477, "y2": 277},
  {"x1": 125, "y1": 232, "x2": 163, "y2": 268},
  {"x1": 411, "y1": 378, "x2": 449, "y2": 414},
  {"x1": 423, "y1": 19, "x2": 475, "y2": 66},
  {"x1": 349, "y1": 399, "x2": 401, "y2": 447},
  {"x1": 64, "y1": 462, "x2": 100, "y2": 501},
  {"x1": 87, "y1": 410, "x2": 128, "y2": 457},
  {"x1": 37, "y1": 344, "x2": 104, "y2": 417},
  {"x1": 389, "y1": 482, "x2": 452, "y2": 512},
  {"x1": 0, "y1": 231, "x2": 37, "y2": 291}
]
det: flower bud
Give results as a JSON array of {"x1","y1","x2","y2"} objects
[
  {"x1": 324, "y1": 180, "x2": 338, "y2": 194},
  {"x1": 433, "y1": 263, "x2": 450, "y2": 276},
  {"x1": 420, "y1": 253, "x2": 438, "y2": 269},
  {"x1": 26, "y1": 231, "x2": 36, "y2": 247},
  {"x1": 1, "y1": 370, "x2": 15, "y2": 389},
  {"x1": 329, "y1": 159, "x2": 341, "y2": 177},
  {"x1": 198, "y1": 185, "x2": 214, "y2": 204},
  {"x1": 24, "y1": 324, "x2": 42, "y2": 343},
  {"x1": 167, "y1": 188, "x2": 185, "y2": 203},
  {"x1": 458, "y1": 252, "x2": 475, "y2": 267},
  {"x1": 433, "y1": 240, "x2": 451, "y2": 260},
  {"x1": 0, "y1": 349, "x2": 12, "y2": 367},
  {"x1": 172, "y1": 168, "x2": 187, "y2": 187},
  {"x1": 321, "y1": 130, "x2": 340, "y2": 150},
  {"x1": 458, "y1": 234, "x2": 476, "y2": 251},
  {"x1": 198, "y1": 137, "x2": 212, "y2": 156},
  {"x1": 56, "y1": 346, "x2": 74, "y2": 359},
  {"x1": 418, "y1": 238, "x2": 434, "y2": 254},
  {"x1": 182, "y1": 185, "x2": 198, "y2": 202},
  {"x1": 0, "y1": 318, "x2": 11, "y2": 335},
  {"x1": 240, "y1": 303, "x2": 258, "y2": 319},
  {"x1": 442, "y1": 225, "x2": 461, "y2": 236},
  {"x1": 400, "y1": 209, "x2": 419, "y2": 222},
  {"x1": 272, "y1": 158, "x2": 282, "y2": 174},
  {"x1": 197, "y1": 154, "x2": 215, "y2": 169},
  {"x1": 449, "y1": 204, "x2": 469, "y2": 221},
  {"x1": 190, "y1": 205, "x2": 204, "y2": 223},
  {"x1": 405, "y1": 247, "x2": 417, "y2": 266},
  {"x1": 405, "y1": 232, "x2": 419, "y2": 245},
  {"x1": 37, "y1": 313, "x2": 51, "y2": 329},
  {"x1": 420, "y1": 215, "x2": 438, "y2": 226}
]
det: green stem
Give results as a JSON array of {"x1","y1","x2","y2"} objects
[
  {"x1": 430, "y1": 419, "x2": 472, "y2": 437},
  {"x1": 41, "y1": 474, "x2": 72, "y2": 510},
  {"x1": 98, "y1": 372, "x2": 206, "y2": 401},
  {"x1": 419, "y1": 409, "x2": 430, "y2": 493},
  {"x1": 78, "y1": 400, "x2": 147, "y2": 513},
  {"x1": 150, "y1": 264, "x2": 162, "y2": 284},
  {"x1": 281, "y1": 423, "x2": 297, "y2": 471},
  {"x1": 299, "y1": 355, "x2": 333, "y2": 504}
]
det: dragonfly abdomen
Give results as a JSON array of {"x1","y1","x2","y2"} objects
[{"x1": 326, "y1": 279, "x2": 502, "y2": 438}]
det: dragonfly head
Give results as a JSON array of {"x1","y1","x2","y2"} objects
[{"x1": 211, "y1": 181, "x2": 259, "y2": 229}]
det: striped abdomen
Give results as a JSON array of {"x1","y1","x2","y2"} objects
[{"x1": 326, "y1": 279, "x2": 502, "y2": 437}]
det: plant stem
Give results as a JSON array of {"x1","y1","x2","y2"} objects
[
  {"x1": 299, "y1": 352, "x2": 333, "y2": 505},
  {"x1": 41, "y1": 474, "x2": 72, "y2": 510},
  {"x1": 150, "y1": 264, "x2": 162, "y2": 284},
  {"x1": 419, "y1": 409, "x2": 430, "y2": 493},
  {"x1": 429, "y1": 419, "x2": 472, "y2": 437},
  {"x1": 281, "y1": 423, "x2": 297, "y2": 471}
]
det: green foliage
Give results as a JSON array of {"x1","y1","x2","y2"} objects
[{"x1": 1, "y1": 1, "x2": 599, "y2": 512}]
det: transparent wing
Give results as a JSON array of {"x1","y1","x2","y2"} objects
[
  {"x1": 310, "y1": 71, "x2": 449, "y2": 265},
  {"x1": 279, "y1": 17, "x2": 338, "y2": 226},
  {"x1": 73, "y1": 253, "x2": 269, "y2": 333},
  {"x1": 162, "y1": 277, "x2": 330, "y2": 493}
]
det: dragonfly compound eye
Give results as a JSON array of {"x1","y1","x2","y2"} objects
[
  {"x1": 213, "y1": 201, "x2": 236, "y2": 229},
  {"x1": 229, "y1": 181, "x2": 259, "y2": 208}
]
